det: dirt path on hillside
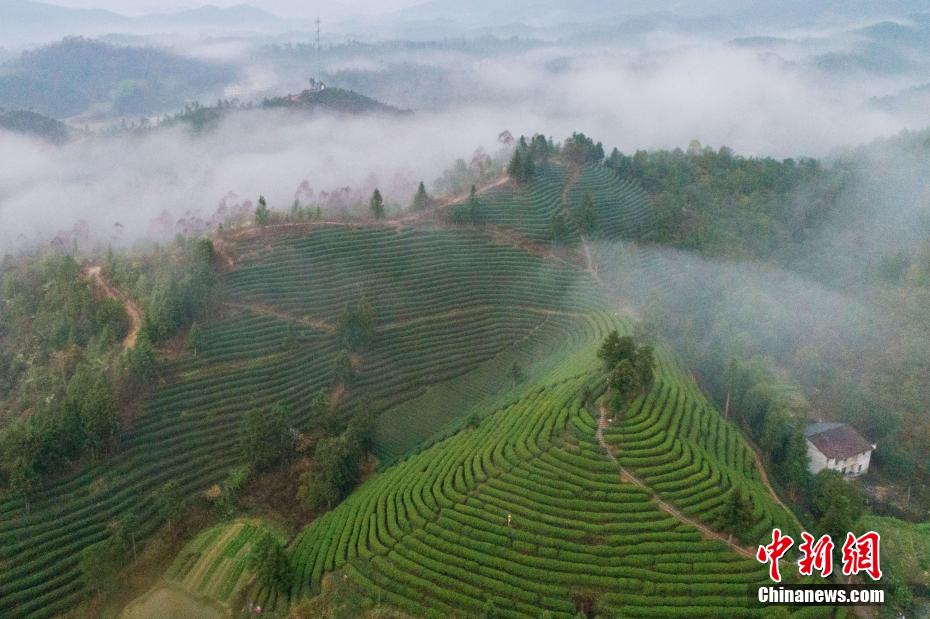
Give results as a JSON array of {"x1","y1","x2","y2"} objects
[
  {"x1": 87, "y1": 266, "x2": 141, "y2": 349},
  {"x1": 595, "y1": 400, "x2": 756, "y2": 559},
  {"x1": 748, "y1": 444, "x2": 804, "y2": 531},
  {"x1": 580, "y1": 237, "x2": 600, "y2": 283},
  {"x1": 435, "y1": 176, "x2": 513, "y2": 210},
  {"x1": 560, "y1": 165, "x2": 583, "y2": 205}
]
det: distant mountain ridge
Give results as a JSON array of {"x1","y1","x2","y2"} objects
[
  {"x1": 0, "y1": 37, "x2": 234, "y2": 118},
  {"x1": 0, "y1": 1, "x2": 288, "y2": 45},
  {"x1": 0, "y1": 109, "x2": 70, "y2": 143},
  {"x1": 387, "y1": 0, "x2": 930, "y2": 30}
]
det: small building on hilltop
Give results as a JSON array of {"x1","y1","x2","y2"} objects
[{"x1": 805, "y1": 422, "x2": 875, "y2": 478}]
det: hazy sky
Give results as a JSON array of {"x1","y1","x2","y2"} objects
[{"x1": 40, "y1": 0, "x2": 422, "y2": 19}]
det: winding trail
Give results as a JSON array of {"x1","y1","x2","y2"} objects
[
  {"x1": 580, "y1": 236, "x2": 600, "y2": 283},
  {"x1": 86, "y1": 265, "x2": 141, "y2": 349},
  {"x1": 595, "y1": 400, "x2": 756, "y2": 559}
]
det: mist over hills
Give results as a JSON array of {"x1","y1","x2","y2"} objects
[
  {"x1": 0, "y1": 1, "x2": 289, "y2": 46},
  {"x1": 386, "y1": 0, "x2": 930, "y2": 32},
  {"x1": 0, "y1": 37, "x2": 235, "y2": 118}
]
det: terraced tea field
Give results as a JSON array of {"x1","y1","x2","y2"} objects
[
  {"x1": 274, "y1": 347, "x2": 821, "y2": 618},
  {"x1": 450, "y1": 161, "x2": 653, "y2": 243},
  {"x1": 165, "y1": 519, "x2": 284, "y2": 606},
  {"x1": 0, "y1": 224, "x2": 613, "y2": 617}
]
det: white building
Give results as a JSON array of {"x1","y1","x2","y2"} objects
[{"x1": 805, "y1": 422, "x2": 875, "y2": 478}]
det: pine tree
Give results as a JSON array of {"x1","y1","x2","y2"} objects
[
  {"x1": 507, "y1": 150, "x2": 524, "y2": 182},
  {"x1": 548, "y1": 212, "x2": 568, "y2": 243},
  {"x1": 575, "y1": 191, "x2": 598, "y2": 235},
  {"x1": 254, "y1": 195, "x2": 270, "y2": 225},
  {"x1": 522, "y1": 150, "x2": 535, "y2": 180},
  {"x1": 370, "y1": 188, "x2": 385, "y2": 219},
  {"x1": 412, "y1": 181, "x2": 430, "y2": 211},
  {"x1": 468, "y1": 184, "x2": 480, "y2": 225},
  {"x1": 249, "y1": 533, "x2": 292, "y2": 592},
  {"x1": 722, "y1": 487, "x2": 754, "y2": 539}
]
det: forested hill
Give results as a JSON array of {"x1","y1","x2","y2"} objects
[
  {"x1": 0, "y1": 37, "x2": 234, "y2": 118},
  {"x1": 262, "y1": 87, "x2": 408, "y2": 115},
  {"x1": 0, "y1": 109, "x2": 70, "y2": 143},
  {"x1": 156, "y1": 87, "x2": 407, "y2": 133}
]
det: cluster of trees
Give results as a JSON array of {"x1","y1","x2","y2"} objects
[
  {"x1": 507, "y1": 134, "x2": 553, "y2": 184},
  {"x1": 602, "y1": 141, "x2": 843, "y2": 259},
  {"x1": 721, "y1": 359, "x2": 811, "y2": 496},
  {"x1": 561, "y1": 132, "x2": 605, "y2": 167},
  {"x1": 298, "y1": 411, "x2": 374, "y2": 512},
  {"x1": 239, "y1": 403, "x2": 295, "y2": 471},
  {"x1": 0, "y1": 240, "x2": 218, "y2": 505},
  {"x1": 249, "y1": 532, "x2": 292, "y2": 592},
  {"x1": 434, "y1": 150, "x2": 500, "y2": 197},
  {"x1": 337, "y1": 297, "x2": 375, "y2": 351},
  {"x1": 107, "y1": 237, "x2": 217, "y2": 345},
  {"x1": 573, "y1": 192, "x2": 598, "y2": 236},
  {"x1": 720, "y1": 488, "x2": 755, "y2": 542},
  {"x1": 0, "y1": 255, "x2": 131, "y2": 506},
  {"x1": 597, "y1": 331, "x2": 655, "y2": 411},
  {"x1": 0, "y1": 37, "x2": 234, "y2": 119}
]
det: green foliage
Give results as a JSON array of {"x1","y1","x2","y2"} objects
[
  {"x1": 333, "y1": 349, "x2": 355, "y2": 385},
  {"x1": 154, "y1": 479, "x2": 184, "y2": 532},
  {"x1": 0, "y1": 109, "x2": 69, "y2": 143},
  {"x1": 187, "y1": 322, "x2": 203, "y2": 354},
  {"x1": 80, "y1": 534, "x2": 127, "y2": 595},
  {"x1": 215, "y1": 466, "x2": 250, "y2": 517},
  {"x1": 810, "y1": 470, "x2": 864, "y2": 541},
  {"x1": 299, "y1": 411, "x2": 373, "y2": 512},
  {"x1": 337, "y1": 297, "x2": 375, "y2": 351},
  {"x1": 249, "y1": 532, "x2": 292, "y2": 593},
  {"x1": 298, "y1": 435, "x2": 361, "y2": 512},
  {"x1": 597, "y1": 331, "x2": 635, "y2": 370},
  {"x1": 262, "y1": 87, "x2": 403, "y2": 115},
  {"x1": 467, "y1": 184, "x2": 481, "y2": 225},
  {"x1": 507, "y1": 149, "x2": 525, "y2": 182},
  {"x1": 573, "y1": 191, "x2": 598, "y2": 235},
  {"x1": 723, "y1": 359, "x2": 811, "y2": 494},
  {"x1": 562, "y1": 132, "x2": 605, "y2": 166},
  {"x1": 607, "y1": 359, "x2": 641, "y2": 402},
  {"x1": 548, "y1": 212, "x2": 569, "y2": 243},
  {"x1": 412, "y1": 181, "x2": 430, "y2": 211},
  {"x1": 0, "y1": 37, "x2": 233, "y2": 118},
  {"x1": 255, "y1": 195, "x2": 271, "y2": 226},
  {"x1": 721, "y1": 488, "x2": 754, "y2": 540},
  {"x1": 116, "y1": 238, "x2": 216, "y2": 344},
  {"x1": 370, "y1": 188, "x2": 385, "y2": 219},
  {"x1": 125, "y1": 332, "x2": 156, "y2": 388},
  {"x1": 604, "y1": 144, "x2": 844, "y2": 259},
  {"x1": 600, "y1": 331, "x2": 656, "y2": 410},
  {"x1": 239, "y1": 403, "x2": 294, "y2": 471},
  {"x1": 64, "y1": 365, "x2": 119, "y2": 455},
  {"x1": 287, "y1": 369, "x2": 796, "y2": 617}
]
